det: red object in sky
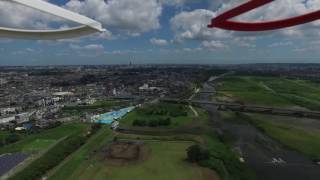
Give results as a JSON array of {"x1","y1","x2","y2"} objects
[{"x1": 208, "y1": 0, "x2": 320, "y2": 31}]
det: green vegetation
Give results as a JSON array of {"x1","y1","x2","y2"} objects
[
  {"x1": 133, "y1": 117, "x2": 171, "y2": 127},
  {"x1": 9, "y1": 135, "x2": 86, "y2": 180},
  {"x1": 49, "y1": 127, "x2": 113, "y2": 180},
  {"x1": 199, "y1": 134, "x2": 256, "y2": 180},
  {"x1": 122, "y1": 103, "x2": 194, "y2": 128},
  {"x1": 244, "y1": 113, "x2": 320, "y2": 160},
  {"x1": 61, "y1": 100, "x2": 125, "y2": 116},
  {"x1": 48, "y1": 104, "x2": 254, "y2": 180},
  {"x1": 0, "y1": 123, "x2": 89, "y2": 154},
  {"x1": 0, "y1": 132, "x2": 21, "y2": 147},
  {"x1": 56, "y1": 140, "x2": 219, "y2": 180},
  {"x1": 187, "y1": 144, "x2": 210, "y2": 162},
  {"x1": 217, "y1": 76, "x2": 320, "y2": 109},
  {"x1": 136, "y1": 103, "x2": 188, "y2": 117}
]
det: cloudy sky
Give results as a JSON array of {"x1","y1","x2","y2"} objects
[{"x1": 0, "y1": 0, "x2": 320, "y2": 66}]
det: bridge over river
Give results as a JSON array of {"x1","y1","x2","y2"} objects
[{"x1": 160, "y1": 98, "x2": 320, "y2": 119}]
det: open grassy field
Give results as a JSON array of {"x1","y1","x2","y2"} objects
[
  {"x1": 216, "y1": 76, "x2": 320, "y2": 110},
  {"x1": 0, "y1": 131, "x2": 11, "y2": 144},
  {"x1": 48, "y1": 126, "x2": 113, "y2": 180},
  {"x1": 0, "y1": 123, "x2": 89, "y2": 154},
  {"x1": 120, "y1": 103, "x2": 196, "y2": 128},
  {"x1": 53, "y1": 140, "x2": 218, "y2": 180},
  {"x1": 245, "y1": 113, "x2": 320, "y2": 160}
]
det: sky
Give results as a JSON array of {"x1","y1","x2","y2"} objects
[{"x1": 0, "y1": 0, "x2": 320, "y2": 66}]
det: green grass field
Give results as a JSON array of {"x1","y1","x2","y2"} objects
[
  {"x1": 0, "y1": 131, "x2": 11, "y2": 143},
  {"x1": 49, "y1": 126, "x2": 113, "y2": 180},
  {"x1": 217, "y1": 76, "x2": 320, "y2": 110},
  {"x1": 0, "y1": 123, "x2": 89, "y2": 154},
  {"x1": 245, "y1": 114, "x2": 320, "y2": 160},
  {"x1": 53, "y1": 140, "x2": 218, "y2": 180},
  {"x1": 120, "y1": 104, "x2": 195, "y2": 128}
]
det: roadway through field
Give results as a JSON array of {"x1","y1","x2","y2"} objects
[{"x1": 198, "y1": 79, "x2": 320, "y2": 180}]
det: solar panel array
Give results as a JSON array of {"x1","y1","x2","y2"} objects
[{"x1": 0, "y1": 153, "x2": 29, "y2": 176}]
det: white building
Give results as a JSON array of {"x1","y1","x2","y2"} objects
[{"x1": 0, "y1": 116, "x2": 15, "y2": 124}]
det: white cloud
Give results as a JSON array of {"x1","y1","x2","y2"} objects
[
  {"x1": 170, "y1": 9, "x2": 231, "y2": 42},
  {"x1": 65, "y1": 0, "x2": 162, "y2": 36},
  {"x1": 0, "y1": 0, "x2": 63, "y2": 29},
  {"x1": 269, "y1": 41, "x2": 293, "y2": 48},
  {"x1": 0, "y1": 0, "x2": 162, "y2": 38},
  {"x1": 150, "y1": 38, "x2": 168, "y2": 46},
  {"x1": 70, "y1": 44, "x2": 104, "y2": 51},
  {"x1": 202, "y1": 40, "x2": 228, "y2": 50},
  {"x1": 160, "y1": 0, "x2": 197, "y2": 6},
  {"x1": 170, "y1": 0, "x2": 320, "y2": 51}
]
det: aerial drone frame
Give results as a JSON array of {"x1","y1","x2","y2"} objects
[{"x1": 0, "y1": 0, "x2": 106, "y2": 40}]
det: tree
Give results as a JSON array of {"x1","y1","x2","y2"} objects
[
  {"x1": 187, "y1": 145, "x2": 210, "y2": 162},
  {"x1": 5, "y1": 134, "x2": 20, "y2": 144}
]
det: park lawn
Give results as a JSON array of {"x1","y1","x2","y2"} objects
[
  {"x1": 246, "y1": 114, "x2": 320, "y2": 160},
  {"x1": 0, "y1": 123, "x2": 89, "y2": 154},
  {"x1": 48, "y1": 126, "x2": 113, "y2": 180},
  {"x1": 64, "y1": 141, "x2": 219, "y2": 180},
  {"x1": 120, "y1": 106, "x2": 194, "y2": 128}
]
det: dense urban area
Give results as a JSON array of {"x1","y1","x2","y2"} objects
[{"x1": 1, "y1": 64, "x2": 320, "y2": 180}]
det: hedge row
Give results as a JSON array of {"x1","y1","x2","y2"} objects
[
  {"x1": 137, "y1": 103, "x2": 187, "y2": 117},
  {"x1": 133, "y1": 118, "x2": 171, "y2": 127},
  {"x1": 9, "y1": 135, "x2": 86, "y2": 180}
]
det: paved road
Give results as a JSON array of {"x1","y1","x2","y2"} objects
[{"x1": 196, "y1": 80, "x2": 320, "y2": 180}]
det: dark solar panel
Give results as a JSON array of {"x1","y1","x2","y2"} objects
[{"x1": 0, "y1": 153, "x2": 29, "y2": 176}]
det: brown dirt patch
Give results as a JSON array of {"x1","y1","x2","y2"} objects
[
  {"x1": 201, "y1": 167, "x2": 220, "y2": 180},
  {"x1": 101, "y1": 141, "x2": 150, "y2": 165}
]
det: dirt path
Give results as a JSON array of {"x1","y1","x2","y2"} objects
[{"x1": 189, "y1": 105, "x2": 199, "y2": 117}]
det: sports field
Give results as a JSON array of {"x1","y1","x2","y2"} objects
[{"x1": 51, "y1": 140, "x2": 218, "y2": 180}]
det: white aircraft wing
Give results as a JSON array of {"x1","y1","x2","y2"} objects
[{"x1": 0, "y1": 0, "x2": 105, "y2": 39}]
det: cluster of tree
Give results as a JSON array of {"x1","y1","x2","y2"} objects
[
  {"x1": 187, "y1": 144, "x2": 210, "y2": 163},
  {"x1": 187, "y1": 138, "x2": 257, "y2": 180},
  {"x1": 137, "y1": 103, "x2": 187, "y2": 117},
  {"x1": 133, "y1": 117, "x2": 171, "y2": 127},
  {"x1": 90, "y1": 123, "x2": 102, "y2": 134},
  {"x1": 43, "y1": 121, "x2": 62, "y2": 130},
  {"x1": 0, "y1": 133, "x2": 20, "y2": 147},
  {"x1": 9, "y1": 135, "x2": 86, "y2": 180}
]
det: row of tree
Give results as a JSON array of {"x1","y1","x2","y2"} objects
[
  {"x1": 0, "y1": 133, "x2": 20, "y2": 147},
  {"x1": 9, "y1": 124, "x2": 103, "y2": 180},
  {"x1": 137, "y1": 103, "x2": 187, "y2": 117},
  {"x1": 133, "y1": 118, "x2": 171, "y2": 127}
]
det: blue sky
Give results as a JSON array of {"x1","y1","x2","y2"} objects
[{"x1": 0, "y1": 0, "x2": 320, "y2": 66}]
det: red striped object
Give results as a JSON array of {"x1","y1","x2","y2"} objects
[{"x1": 208, "y1": 0, "x2": 320, "y2": 31}]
